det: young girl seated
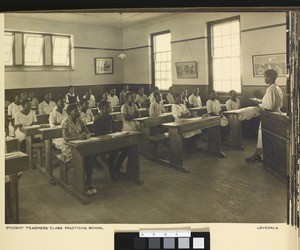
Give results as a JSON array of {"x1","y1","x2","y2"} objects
[
  {"x1": 121, "y1": 92, "x2": 140, "y2": 131},
  {"x1": 60, "y1": 104, "x2": 96, "y2": 196},
  {"x1": 172, "y1": 92, "x2": 201, "y2": 153},
  {"x1": 79, "y1": 98, "x2": 94, "y2": 123},
  {"x1": 14, "y1": 99, "x2": 39, "y2": 152},
  {"x1": 206, "y1": 90, "x2": 228, "y2": 126},
  {"x1": 226, "y1": 90, "x2": 241, "y2": 111},
  {"x1": 83, "y1": 88, "x2": 96, "y2": 108},
  {"x1": 49, "y1": 96, "x2": 67, "y2": 127},
  {"x1": 65, "y1": 85, "x2": 80, "y2": 105},
  {"x1": 149, "y1": 91, "x2": 165, "y2": 117},
  {"x1": 7, "y1": 93, "x2": 23, "y2": 137}
]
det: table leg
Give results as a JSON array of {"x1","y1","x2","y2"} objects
[
  {"x1": 168, "y1": 128, "x2": 188, "y2": 172},
  {"x1": 39, "y1": 139, "x2": 56, "y2": 185},
  {"x1": 9, "y1": 173, "x2": 19, "y2": 223},
  {"x1": 207, "y1": 126, "x2": 226, "y2": 158},
  {"x1": 25, "y1": 136, "x2": 33, "y2": 169},
  {"x1": 228, "y1": 114, "x2": 244, "y2": 150}
]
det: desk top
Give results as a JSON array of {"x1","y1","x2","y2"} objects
[
  {"x1": 5, "y1": 136, "x2": 18, "y2": 142},
  {"x1": 223, "y1": 106, "x2": 260, "y2": 120},
  {"x1": 20, "y1": 124, "x2": 50, "y2": 136},
  {"x1": 38, "y1": 126, "x2": 62, "y2": 140},
  {"x1": 5, "y1": 151, "x2": 29, "y2": 175}
]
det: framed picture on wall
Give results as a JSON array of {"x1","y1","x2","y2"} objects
[
  {"x1": 95, "y1": 57, "x2": 113, "y2": 74},
  {"x1": 252, "y1": 53, "x2": 286, "y2": 77},
  {"x1": 175, "y1": 61, "x2": 198, "y2": 79}
]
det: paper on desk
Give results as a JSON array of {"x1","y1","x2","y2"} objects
[
  {"x1": 107, "y1": 131, "x2": 132, "y2": 138},
  {"x1": 70, "y1": 137, "x2": 101, "y2": 144},
  {"x1": 5, "y1": 151, "x2": 25, "y2": 158}
]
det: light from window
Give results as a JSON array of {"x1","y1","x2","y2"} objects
[
  {"x1": 52, "y1": 36, "x2": 70, "y2": 66},
  {"x1": 4, "y1": 32, "x2": 14, "y2": 65},
  {"x1": 24, "y1": 34, "x2": 44, "y2": 66},
  {"x1": 210, "y1": 19, "x2": 241, "y2": 93},
  {"x1": 153, "y1": 32, "x2": 172, "y2": 90}
]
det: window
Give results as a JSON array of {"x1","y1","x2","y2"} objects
[
  {"x1": 208, "y1": 17, "x2": 241, "y2": 93},
  {"x1": 151, "y1": 31, "x2": 172, "y2": 90},
  {"x1": 4, "y1": 32, "x2": 14, "y2": 65},
  {"x1": 52, "y1": 36, "x2": 71, "y2": 66},
  {"x1": 24, "y1": 34, "x2": 44, "y2": 66}
]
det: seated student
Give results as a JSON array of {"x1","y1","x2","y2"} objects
[
  {"x1": 65, "y1": 85, "x2": 80, "y2": 105},
  {"x1": 121, "y1": 92, "x2": 140, "y2": 131},
  {"x1": 83, "y1": 88, "x2": 96, "y2": 108},
  {"x1": 79, "y1": 98, "x2": 94, "y2": 123},
  {"x1": 119, "y1": 85, "x2": 129, "y2": 105},
  {"x1": 49, "y1": 96, "x2": 67, "y2": 128},
  {"x1": 149, "y1": 91, "x2": 165, "y2": 117},
  {"x1": 20, "y1": 92, "x2": 28, "y2": 102},
  {"x1": 166, "y1": 86, "x2": 176, "y2": 104},
  {"x1": 7, "y1": 93, "x2": 23, "y2": 137},
  {"x1": 5, "y1": 98, "x2": 11, "y2": 109},
  {"x1": 188, "y1": 88, "x2": 202, "y2": 108},
  {"x1": 60, "y1": 104, "x2": 96, "y2": 196},
  {"x1": 107, "y1": 88, "x2": 120, "y2": 107},
  {"x1": 14, "y1": 99, "x2": 39, "y2": 152},
  {"x1": 206, "y1": 90, "x2": 228, "y2": 127},
  {"x1": 226, "y1": 90, "x2": 241, "y2": 111},
  {"x1": 28, "y1": 92, "x2": 39, "y2": 110},
  {"x1": 135, "y1": 87, "x2": 148, "y2": 108},
  {"x1": 181, "y1": 89, "x2": 189, "y2": 108},
  {"x1": 93, "y1": 101, "x2": 143, "y2": 184},
  {"x1": 39, "y1": 92, "x2": 56, "y2": 115},
  {"x1": 149, "y1": 86, "x2": 163, "y2": 103},
  {"x1": 172, "y1": 92, "x2": 201, "y2": 152}
]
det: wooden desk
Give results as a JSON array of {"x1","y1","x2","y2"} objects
[
  {"x1": 20, "y1": 124, "x2": 49, "y2": 168},
  {"x1": 90, "y1": 108, "x2": 99, "y2": 116},
  {"x1": 261, "y1": 110, "x2": 289, "y2": 181},
  {"x1": 113, "y1": 105, "x2": 121, "y2": 112},
  {"x1": 109, "y1": 111, "x2": 122, "y2": 120},
  {"x1": 162, "y1": 116, "x2": 224, "y2": 172},
  {"x1": 223, "y1": 106, "x2": 261, "y2": 150},
  {"x1": 163, "y1": 104, "x2": 172, "y2": 112},
  {"x1": 65, "y1": 132, "x2": 143, "y2": 204},
  {"x1": 5, "y1": 151, "x2": 29, "y2": 223},
  {"x1": 188, "y1": 104, "x2": 226, "y2": 117},
  {"x1": 138, "y1": 108, "x2": 149, "y2": 117},
  {"x1": 38, "y1": 127, "x2": 62, "y2": 184},
  {"x1": 5, "y1": 137, "x2": 18, "y2": 153},
  {"x1": 36, "y1": 114, "x2": 50, "y2": 124}
]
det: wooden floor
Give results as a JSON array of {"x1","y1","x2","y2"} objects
[{"x1": 18, "y1": 138, "x2": 287, "y2": 224}]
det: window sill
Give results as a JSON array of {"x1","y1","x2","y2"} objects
[{"x1": 5, "y1": 66, "x2": 74, "y2": 72}]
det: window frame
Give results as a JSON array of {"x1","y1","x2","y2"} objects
[
  {"x1": 207, "y1": 16, "x2": 242, "y2": 94},
  {"x1": 23, "y1": 33, "x2": 45, "y2": 66},
  {"x1": 151, "y1": 30, "x2": 172, "y2": 91},
  {"x1": 52, "y1": 35, "x2": 72, "y2": 67},
  {"x1": 4, "y1": 32, "x2": 15, "y2": 66}
]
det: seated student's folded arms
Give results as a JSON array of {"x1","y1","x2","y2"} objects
[
  {"x1": 14, "y1": 99, "x2": 39, "y2": 152},
  {"x1": 94, "y1": 101, "x2": 143, "y2": 185},
  {"x1": 172, "y1": 93, "x2": 201, "y2": 153},
  {"x1": 121, "y1": 92, "x2": 140, "y2": 131},
  {"x1": 225, "y1": 90, "x2": 241, "y2": 111},
  {"x1": 60, "y1": 104, "x2": 96, "y2": 196},
  {"x1": 79, "y1": 98, "x2": 94, "y2": 123}
]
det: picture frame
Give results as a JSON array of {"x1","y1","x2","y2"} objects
[
  {"x1": 95, "y1": 57, "x2": 113, "y2": 74},
  {"x1": 252, "y1": 53, "x2": 286, "y2": 77},
  {"x1": 175, "y1": 61, "x2": 198, "y2": 79}
]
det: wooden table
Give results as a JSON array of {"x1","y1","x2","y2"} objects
[
  {"x1": 189, "y1": 104, "x2": 226, "y2": 117},
  {"x1": 20, "y1": 124, "x2": 49, "y2": 168},
  {"x1": 162, "y1": 116, "x2": 224, "y2": 172},
  {"x1": 5, "y1": 137, "x2": 18, "y2": 153},
  {"x1": 5, "y1": 151, "x2": 29, "y2": 223},
  {"x1": 223, "y1": 106, "x2": 260, "y2": 150},
  {"x1": 261, "y1": 110, "x2": 289, "y2": 181},
  {"x1": 90, "y1": 108, "x2": 99, "y2": 116},
  {"x1": 65, "y1": 132, "x2": 143, "y2": 204},
  {"x1": 163, "y1": 104, "x2": 172, "y2": 112},
  {"x1": 109, "y1": 111, "x2": 122, "y2": 120},
  {"x1": 38, "y1": 127, "x2": 62, "y2": 184},
  {"x1": 113, "y1": 105, "x2": 121, "y2": 112},
  {"x1": 36, "y1": 114, "x2": 50, "y2": 124},
  {"x1": 138, "y1": 108, "x2": 149, "y2": 117}
]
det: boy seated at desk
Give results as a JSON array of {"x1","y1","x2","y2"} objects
[
  {"x1": 188, "y1": 88, "x2": 202, "y2": 108},
  {"x1": 225, "y1": 90, "x2": 241, "y2": 111},
  {"x1": 121, "y1": 92, "x2": 141, "y2": 131},
  {"x1": 135, "y1": 87, "x2": 148, "y2": 108},
  {"x1": 79, "y1": 98, "x2": 94, "y2": 123},
  {"x1": 39, "y1": 92, "x2": 56, "y2": 115},
  {"x1": 149, "y1": 91, "x2": 165, "y2": 117},
  {"x1": 94, "y1": 101, "x2": 143, "y2": 185},
  {"x1": 7, "y1": 93, "x2": 23, "y2": 137},
  {"x1": 49, "y1": 96, "x2": 68, "y2": 127},
  {"x1": 82, "y1": 88, "x2": 96, "y2": 108},
  {"x1": 107, "y1": 88, "x2": 120, "y2": 108},
  {"x1": 14, "y1": 99, "x2": 40, "y2": 152},
  {"x1": 181, "y1": 89, "x2": 190, "y2": 108},
  {"x1": 149, "y1": 86, "x2": 163, "y2": 104},
  {"x1": 172, "y1": 92, "x2": 201, "y2": 153},
  {"x1": 60, "y1": 104, "x2": 97, "y2": 196},
  {"x1": 166, "y1": 86, "x2": 176, "y2": 104}
]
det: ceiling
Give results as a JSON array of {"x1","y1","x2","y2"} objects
[{"x1": 5, "y1": 12, "x2": 180, "y2": 29}]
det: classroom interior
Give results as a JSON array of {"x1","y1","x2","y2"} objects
[{"x1": 4, "y1": 11, "x2": 288, "y2": 224}]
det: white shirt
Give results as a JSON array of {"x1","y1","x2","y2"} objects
[
  {"x1": 166, "y1": 93, "x2": 175, "y2": 104},
  {"x1": 80, "y1": 109, "x2": 94, "y2": 124},
  {"x1": 49, "y1": 109, "x2": 68, "y2": 128},
  {"x1": 259, "y1": 84, "x2": 283, "y2": 112},
  {"x1": 188, "y1": 94, "x2": 202, "y2": 107},
  {"x1": 107, "y1": 95, "x2": 119, "y2": 107},
  {"x1": 226, "y1": 98, "x2": 241, "y2": 111},
  {"x1": 171, "y1": 103, "x2": 190, "y2": 120},
  {"x1": 39, "y1": 101, "x2": 56, "y2": 115},
  {"x1": 149, "y1": 101, "x2": 165, "y2": 117},
  {"x1": 7, "y1": 102, "x2": 22, "y2": 118},
  {"x1": 149, "y1": 93, "x2": 163, "y2": 104},
  {"x1": 83, "y1": 94, "x2": 96, "y2": 108},
  {"x1": 206, "y1": 99, "x2": 222, "y2": 115},
  {"x1": 15, "y1": 110, "x2": 37, "y2": 127}
]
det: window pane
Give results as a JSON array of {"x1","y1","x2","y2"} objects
[
  {"x1": 213, "y1": 36, "x2": 222, "y2": 48},
  {"x1": 4, "y1": 33, "x2": 14, "y2": 65},
  {"x1": 213, "y1": 25, "x2": 222, "y2": 37},
  {"x1": 24, "y1": 34, "x2": 44, "y2": 66},
  {"x1": 53, "y1": 36, "x2": 70, "y2": 66}
]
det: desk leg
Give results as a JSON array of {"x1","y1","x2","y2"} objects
[
  {"x1": 228, "y1": 115, "x2": 244, "y2": 150},
  {"x1": 9, "y1": 174, "x2": 19, "y2": 223},
  {"x1": 70, "y1": 149, "x2": 89, "y2": 204},
  {"x1": 40, "y1": 140, "x2": 56, "y2": 185},
  {"x1": 207, "y1": 126, "x2": 226, "y2": 158},
  {"x1": 168, "y1": 128, "x2": 188, "y2": 172},
  {"x1": 25, "y1": 136, "x2": 33, "y2": 169}
]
